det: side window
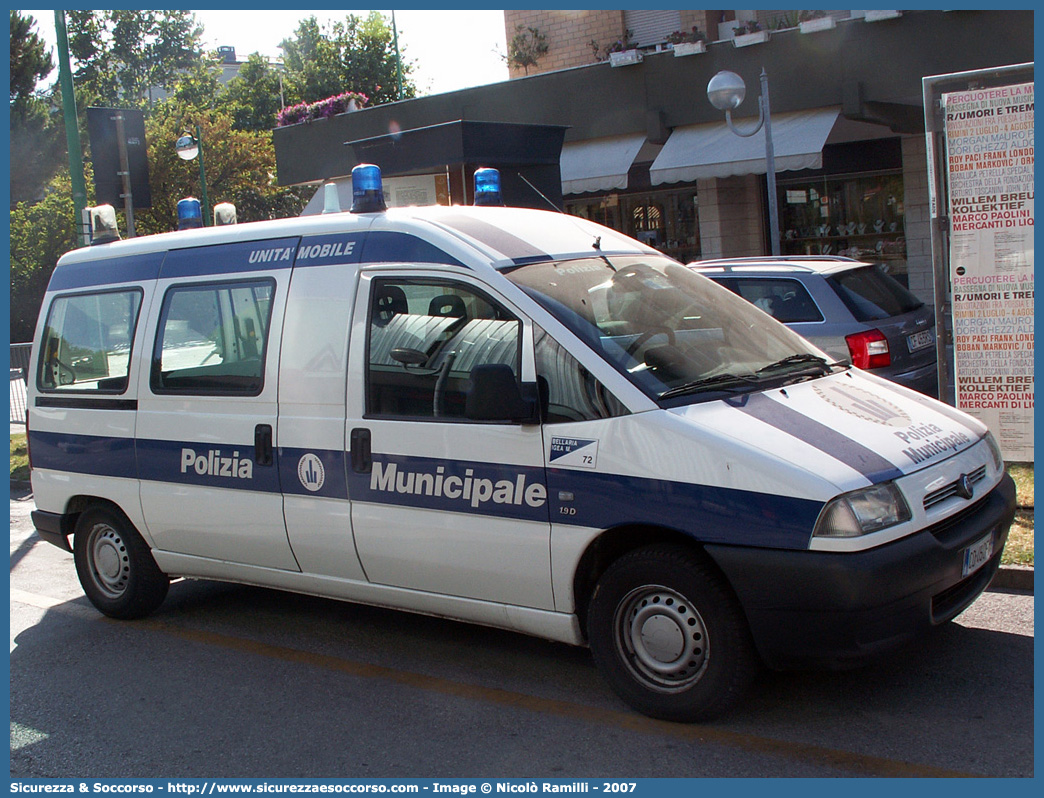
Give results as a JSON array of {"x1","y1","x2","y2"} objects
[
  {"x1": 152, "y1": 279, "x2": 273, "y2": 395},
  {"x1": 534, "y1": 328, "x2": 628, "y2": 423},
  {"x1": 38, "y1": 289, "x2": 142, "y2": 393},
  {"x1": 730, "y1": 278, "x2": 824, "y2": 323},
  {"x1": 366, "y1": 278, "x2": 520, "y2": 419}
]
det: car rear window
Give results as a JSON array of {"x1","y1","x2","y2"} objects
[
  {"x1": 715, "y1": 277, "x2": 824, "y2": 323},
  {"x1": 826, "y1": 265, "x2": 924, "y2": 321}
]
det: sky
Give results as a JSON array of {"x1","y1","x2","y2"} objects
[{"x1": 21, "y1": 9, "x2": 510, "y2": 97}]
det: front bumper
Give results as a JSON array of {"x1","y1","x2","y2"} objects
[{"x1": 706, "y1": 473, "x2": 1016, "y2": 669}]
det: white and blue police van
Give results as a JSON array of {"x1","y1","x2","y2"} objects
[{"x1": 27, "y1": 165, "x2": 1016, "y2": 721}]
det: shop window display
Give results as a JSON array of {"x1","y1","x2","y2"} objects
[
  {"x1": 567, "y1": 188, "x2": 700, "y2": 264},
  {"x1": 778, "y1": 171, "x2": 908, "y2": 285}
]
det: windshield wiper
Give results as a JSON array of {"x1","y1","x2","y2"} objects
[
  {"x1": 755, "y1": 353, "x2": 834, "y2": 376},
  {"x1": 659, "y1": 372, "x2": 760, "y2": 400}
]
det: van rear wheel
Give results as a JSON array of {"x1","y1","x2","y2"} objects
[
  {"x1": 587, "y1": 544, "x2": 757, "y2": 722},
  {"x1": 73, "y1": 507, "x2": 169, "y2": 619}
]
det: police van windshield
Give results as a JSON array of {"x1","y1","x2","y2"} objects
[{"x1": 507, "y1": 256, "x2": 840, "y2": 404}]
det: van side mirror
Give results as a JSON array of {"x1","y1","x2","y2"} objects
[{"x1": 465, "y1": 364, "x2": 540, "y2": 424}]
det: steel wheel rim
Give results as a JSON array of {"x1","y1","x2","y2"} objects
[
  {"x1": 86, "y1": 522, "x2": 130, "y2": 599},
  {"x1": 614, "y1": 585, "x2": 709, "y2": 692}
]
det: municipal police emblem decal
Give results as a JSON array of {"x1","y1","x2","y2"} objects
[
  {"x1": 813, "y1": 383, "x2": 910, "y2": 427},
  {"x1": 297, "y1": 453, "x2": 326, "y2": 492}
]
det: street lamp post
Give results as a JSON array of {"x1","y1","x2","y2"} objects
[
  {"x1": 175, "y1": 126, "x2": 210, "y2": 227},
  {"x1": 707, "y1": 69, "x2": 780, "y2": 256}
]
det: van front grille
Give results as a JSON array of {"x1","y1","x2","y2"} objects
[{"x1": 923, "y1": 465, "x2": 987, "y2": 511}]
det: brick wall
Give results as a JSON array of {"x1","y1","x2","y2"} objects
[
  {"x1": 503, "y1": 11, "x2": 725, "y2": 78},
  {"x1": 504, "y1": 10, "x2": 626, "y2": 78}
]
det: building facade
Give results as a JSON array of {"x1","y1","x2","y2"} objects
[{"x1": 273, "y1": 10, "x2": 1033, "y2": 304}]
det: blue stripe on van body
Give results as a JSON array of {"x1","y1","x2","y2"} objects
[
  {"x1": 47, "y1": 231, "x2": 463, "y2": 294},
  {"x1": 29, "y1": 430, "x2": 137, "y2": 479},
  {"x1": 547, "y1": 468, "x2": 822, "y2": 550},
  {"x1": 48, "y1": 252, "x2": 165, "y2": 291},
  {"x1": 433, "y1": 214, "x2": 551, "y2": 265},
  {"x1": 347, "y1": 453, "x2": 549, "y2": 524},
  {"x1": 731, "y1": 392, "x2": 905, "y2": 484},
  {"x1": 29, "y1": 431, "x2": 822, "y2": 550},
  {"x1": 136, "y1": 437, "x2": 282, "y2": 493},
  {"x1": 160, "y1": 238, "x2": 301, "y2": 279},
  {"x1": 359, "y1": 231, "x2": 466, "y2": 267},
  {"x1": 279, "y1": 446, "x2": 349, "y2": 500},
  {"x1": 294, "y1": 234, "x2": 365, "y2": 268}
]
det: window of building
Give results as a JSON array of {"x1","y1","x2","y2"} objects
[
  {"x1": 566, "y1": 187, "x2": 700, "y2": 263},
  {"x1": 38, "y1": 289, "x2": 142, "y2": 393},
  {"x1": 624, "y1": 10, "x2": 682, "y2": 47},
  {"x1": 366, "y1": 278, "x2": 520, "y2": 419},
  {"x1": 778, "y1": 170, "x2": 907, "y2": 283},
  {"x1": 151, "y1": 279, "x2": 274, "y2": 395}
]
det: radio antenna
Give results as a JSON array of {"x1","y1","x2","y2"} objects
[
  {"x1": 517, "y1": 172, "x2": 606, "y2": 256},
  {"x1": 517, "y1": 172, "x2": 563, "y2": 213}
]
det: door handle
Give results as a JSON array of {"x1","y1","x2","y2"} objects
[
  {"x1": 350, "y1": 427, "x2": 372, "y2": 473},
  {"x1": 254, "y1": 424, "x2": 273, "y2": 466}
]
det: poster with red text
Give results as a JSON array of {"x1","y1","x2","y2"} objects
[{"x1": 944, "y1": 82, "x2": 1034, "y2": 462}]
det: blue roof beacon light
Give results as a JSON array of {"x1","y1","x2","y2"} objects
[
  {"x1": 350, "y1": 163, "x2": 387, "y2": 213},
  {"x1": 177, "y1": 197, "x2": 204, "y2": 230},
  {"x1": 473, "y1": 167, "x2": 503, "y2": 206}
]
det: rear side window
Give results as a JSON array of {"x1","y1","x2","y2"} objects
[
  {"x1": 38, "y1": 289, "x2": 142, "y2": 393},
  {"x1": 721, "y1": 278, "x2": 824, "y2": 323},
  {"x1": 152, "y1": 279, "x2": 274, "y2": 395},
  {"x1": 827, "y1": 265, "x2": 924, "y2": 321}
]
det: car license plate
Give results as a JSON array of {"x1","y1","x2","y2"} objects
[
  {"x1": 907, "y1": 329, "x2": 934, "y2": 352},
  {"x1": 962, "y1": 532, "x2": 994, "y2": 577}
]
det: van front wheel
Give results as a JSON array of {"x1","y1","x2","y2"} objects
[
  {"x1": 587, "y1": 545, "x2": 757, "y2": 722},
  {"x1": 73, "y1": 507, "x2": 169, "y2": 619}
]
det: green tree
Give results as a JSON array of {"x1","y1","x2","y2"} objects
[
  {"x1": 10, "y1": 170, "x2": 84, "y2": 341},
  {"x1": 134, "y1": 99, "x2": 307, "y2": 236},
  {"x1": 168, "y1": 53, "x2": 223, "y2": 111},
  {"x1": 505, "y1": 25, "x2": 549, "y2": 76},
  {"x1": 222, "y1": 53, "x2": 286, "y2": 131},
  {"x1": 66, "y1": 10, "x2": 203, "y2": 107},
  {"x1": 279, "y1": 12, "x2": 415, "y2": 106},
  {"x1": 279, "y1": 17, "x2": 343, "y2": 104},
  {"x1": 9, "y1": 11, "x2": 65, "y2": 206},
  {"x1": 335, "y1": 11, "x2": 416, "y2": 104},
  {"x1": 10, "y1": 11, "x2": 53, "y2": 113}
]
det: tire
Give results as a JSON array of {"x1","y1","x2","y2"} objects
[
  {"x1": 73, "y1": 507, "x2": 169, "y2": 619},
  {"x1": 587, "y1": 544, "x2": 758, "y2": 722}
]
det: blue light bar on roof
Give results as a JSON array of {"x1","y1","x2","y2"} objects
[
  {"x1": 177, "y1": 197, "x2": 203, "y2": 230},
  {"x1": 351, "y1": 164, "x2": 387, "y2": 213},
  {"x1": 473, "y1": 168, "x2": 503, "y2": 206}
]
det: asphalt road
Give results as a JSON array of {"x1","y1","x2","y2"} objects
[{"x1": 9, "y1": 487, "x2": 1034, "y2": 778}]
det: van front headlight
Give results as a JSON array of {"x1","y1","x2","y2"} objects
[
  {"x1": 984, "y1": 431, "x2": 1004, "y2": 472},
  {"x1": 813, "y1": 483, "x2": 911, "y2": 538}
]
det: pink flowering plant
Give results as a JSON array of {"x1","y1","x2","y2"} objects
[{"x1": 276, "y1": 91, "x2": 369, "y2": 127}]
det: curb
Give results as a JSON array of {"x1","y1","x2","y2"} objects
[{"x1": 991, "y1": 564, "x2": 1033, "y2": 593}]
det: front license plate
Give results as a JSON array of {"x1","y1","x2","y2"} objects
[
  {"x1": 907, "y1": 329, "x2": 934, "y2": 352},
  {"x1": 962, "y1": 532, "x2": 994, "y2": 577}
]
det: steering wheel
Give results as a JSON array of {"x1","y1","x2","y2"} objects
[{"x1": 626, "y1": 326, "x2": 676, "y2": 356}]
